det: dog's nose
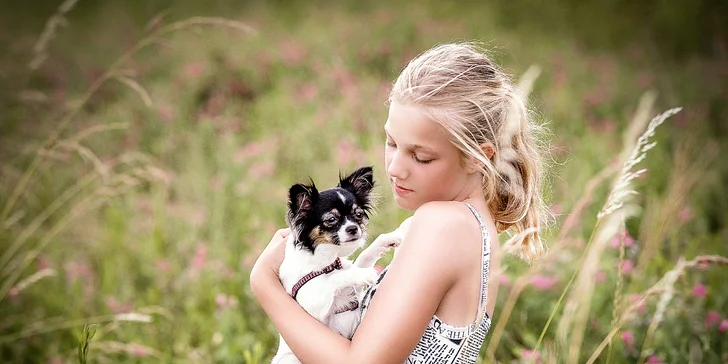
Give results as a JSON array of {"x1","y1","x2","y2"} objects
[{"x1": 346, "y1": 225, "x2": 358, "y2": 235}]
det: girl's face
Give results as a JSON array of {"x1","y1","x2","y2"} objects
[{"x1": 384, "y1": 102, "x2": 475, "y2": 210}]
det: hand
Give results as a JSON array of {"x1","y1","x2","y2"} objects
[{"x1": 250, "y1": 228, "x2": 290, "y2": 292}]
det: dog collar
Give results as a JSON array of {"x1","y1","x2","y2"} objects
[{"x1": 291, "y1": 257, "x2": 344, "y2": 300}]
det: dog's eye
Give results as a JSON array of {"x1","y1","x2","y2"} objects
[
  {"x1": 326, "y1": 216, "x2": 337, "y2": 224},
  {"x1": 354, "y1": 211, "x2": 364, "y2": 219}
]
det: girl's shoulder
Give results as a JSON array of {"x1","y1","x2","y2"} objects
[
  {"x1": 413, "y1": 200, "x2": 480, "y2": 225},
  {"x1": 407, "y1": 201, "x2": 483, "y2": 250}
]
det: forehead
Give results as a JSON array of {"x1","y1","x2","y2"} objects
[
  {"x1": 317, "y1": 188, "x2": 358, "y2": 210},
  {"x1": 384, "y1": 102, "x2": 452, "y2": 151}
]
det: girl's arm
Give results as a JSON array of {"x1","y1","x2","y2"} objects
[{"x1": 250, "y1": 203, "x2": 472, "y2": 364}]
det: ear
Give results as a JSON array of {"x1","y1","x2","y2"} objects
[
  {"x1": 481, "y1": 142, "x2": 495, "y2": 160},
  {"x1": 338, "y1": 166, "x2": 375, "y2": 207},
  {"x1": 465, "y1": 143, "x2": 496, "y2": 174},
  {"x1": 288, "y1": 181, "x2": 318, "y2": 215}
]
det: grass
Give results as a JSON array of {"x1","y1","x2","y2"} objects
[{"x1": 1, "y1": 1, "x2": 727, "y2": 363}]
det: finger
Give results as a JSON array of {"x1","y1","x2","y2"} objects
[{"x1": 279, "y1": 228, "x2": 291, "y2": 238}]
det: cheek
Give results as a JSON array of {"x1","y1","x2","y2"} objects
[{"x1": 422, "y1": 164, "x2": 463, "y2": 194}]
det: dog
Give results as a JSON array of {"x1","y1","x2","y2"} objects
[{"x1": 272, "y1": 166, "x2": 404, "y2": 364}]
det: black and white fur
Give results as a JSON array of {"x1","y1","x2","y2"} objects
[{"x1": 272, "y1": 166, "x2": 403, "y2": 364}]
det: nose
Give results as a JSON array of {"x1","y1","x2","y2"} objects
[
  {"x1": 386, "y1": 150, "x2": 408, "y2": 180},
  {"x1": 346, "y1": 225, "x2": 359, "y2": 235}
]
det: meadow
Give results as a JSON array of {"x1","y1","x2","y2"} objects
[{"x1": 1, "y1": 1, "x2": 727, "y2": 363}]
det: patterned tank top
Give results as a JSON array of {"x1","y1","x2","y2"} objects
[{"x1": 359, "y1": 203, "x2": 492, "y2": 363}]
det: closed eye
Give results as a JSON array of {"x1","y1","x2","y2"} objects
[{"x1": 414, "y1": 154, "x2": 434, "y2": 164}]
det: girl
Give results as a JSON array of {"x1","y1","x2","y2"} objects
[{"x1": 250, "y1": 42, "x2": 547, "y2": 363}]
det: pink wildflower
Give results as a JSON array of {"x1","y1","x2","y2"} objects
[
  {"x1": 646, "y1": 355, "x2": 663, "y2": 364},
  {"x1": 705, "y1": 311, "x2": 722, "y2": 327},
  {"x1": 630, "y1": 294, "x2": 646, "y2": 314},
  {"x1": 155, "y1": 258, "x2": 172, "y2": 273},
  {"x1": 595, "y1": 270, "x2": 607, "y2": 283},
  {"x1": 636, "y1": 72, "x2": 654, "y2": 88},
  {"x1": 130, "y1": 344, "x2": 151, "y2": 357},
  {"x1": 530, "y1": 275, "x2": 557, "y2": 290},
  {"x1": 105, "y1": 297, "x2": 132, "y2": 314},
  {"x1": 183, "y1": 61, "x2": 206, "y2": 80},
  {"x1": 337, "y1": 140, "x2": 355, "y2": 166},
  {"x1": 678, "y1": 207, "x2": 693, "y2": 223},
  {"x1": 191, "y1": 244, "x2": 208, "y2": 273},
  {"x1": 610, "y1": 230, "x2": 635, "y2": 248},
  {"x1": 521, "y1": 349, "x2": 541, "y2": 362},
  {"x1": 248, "y1": 161, "x2": 275, "y2": 178},
  {"x1": 298, "y1": 83, "x2": 318, "y2": 102},
  {"x1": 620, "y1": 330, "x2": 634, "y2": 348},
  {"x1": 216, "y1": 293, "x2": 239, "y2": 310},
  {"x1": 157, "y1": 103, "x2": 175, "y2": 122},
  {"x1": 499, "y1": 273, "x2": 511, "y2": 287},
  {"x1": 692, "y1": 283, "x2": 707, "y2": 298},
  {"x1": 719, "y1": 320, "x2": 728, "y2": 332},
  {"x1": 620, "y1": 260, "x2": 634, "y2": 274},
  {"x1": 234, "y1": 141, "x2": 264, "y2": 163},
  {"x1": 279, "y1": 38, "x2": 308, "y2": 66}
]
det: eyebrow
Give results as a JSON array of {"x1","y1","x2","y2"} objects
[{"x1": 384, "y1": 127, "x2": 436, "y2": 153}]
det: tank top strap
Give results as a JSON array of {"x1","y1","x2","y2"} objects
[{"x1": 463, "y1": 202, "x2": 491, "y2": 322}]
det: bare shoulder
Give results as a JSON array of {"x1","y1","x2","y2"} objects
[
  {"x1": 409, "y1": 201, "x2": 479, "y2": 237},
  {"x1": 396, "y1": 201, "x2": 481, "y2": 271}
]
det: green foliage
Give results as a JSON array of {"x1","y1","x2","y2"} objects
[{"x1": 0, "y1": 1, "x2": 726, "y2": 363}]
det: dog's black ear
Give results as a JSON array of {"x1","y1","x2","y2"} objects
[
  {"x1": 338, "y1": 166, "x2": 375, "y2": 208},
  {"x1": 288, "y1": 182, "x2": 318, "y2": 216}
]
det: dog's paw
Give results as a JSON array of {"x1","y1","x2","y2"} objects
[
  {"x1": 351, "y1": 267, "x2": 379, "y2": 287},
  {"x1": 374, "y1": 231, "x2": 402, "y2": 250}
]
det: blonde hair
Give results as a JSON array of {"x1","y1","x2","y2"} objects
[{"x1": 389, "y1": 42, "x2": 548, "y2": 263}]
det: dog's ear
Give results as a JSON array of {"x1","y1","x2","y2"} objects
[
  {"x1": 288, "y1": 182, "x2": 318, "y2": 216},
  {"x1": 338, "y1": 166, "x2": 375, "y2": 208}
]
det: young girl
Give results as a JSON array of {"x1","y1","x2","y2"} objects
[{"x1": 250, "y1": 42, "x2": 547, "y2": 363}]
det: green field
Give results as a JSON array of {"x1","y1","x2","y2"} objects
[{"x1": 1, "y1": 1, "x2": 726, "y2": 363}]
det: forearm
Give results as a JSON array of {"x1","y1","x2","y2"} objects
[{"x1": 250, "y1": 269, "x2": 355, "y2": 364}]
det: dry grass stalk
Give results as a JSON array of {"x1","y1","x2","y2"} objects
[
  {"x1": 517, "y1": 65, "x2": 541, "y2": 97},
  {"x1": 486, "y1": 67, "x2": 619, "y2": 361},
  {"x1": 0, "y1": 313, "x2": 154, "y2": 344},
  {"x1": 636, "y1": 129, "x2": 718, "y2": 271},
  {"x1": 29, "y1": 0, "x2": 80, "y2": 70},
  {"x1": 92, "y1": 341, "x2": 162, "y2": 359},
  {"x1": 531, "y1": 104, "x2": 681, "y2": 361},
  {"x1": 586, "y1": 255, "x2": 728, "y2": 363},
  {"x1": 605, "y1": 222, "x2": 629, "y2": 360},
  {"x1": 560, "y1": 208, "x2": 637, "y2": 363},
  {"x1": 599, "y1": 107, "x2": 681, "y2": 219},
  {"x1": 0, "y1": 149, "x2": 151, "y2": 278},
  {"x1": 1, "y1": 16, "x2": 257, "y2": 227},
  {"x1": 7, "y1": 268, "x2": 56, "y2": 297},
  {"x1": 485, "y1": 162, "x2": 618, "y2": 360},
  {"x1": 0, "y1": 162, "x2": 166, "y2": 302}
]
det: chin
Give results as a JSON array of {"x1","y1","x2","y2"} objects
[{"x1": 392, "y1": 194, "x2": 420, "y2": 211}]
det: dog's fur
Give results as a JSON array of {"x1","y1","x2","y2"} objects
[{"x1": 272, "y1": 166, "x2": 403, "y2": 364}]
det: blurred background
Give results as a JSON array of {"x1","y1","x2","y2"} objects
[{"x1": 1, "y1": 0, "x2": 726, "y2": 363}]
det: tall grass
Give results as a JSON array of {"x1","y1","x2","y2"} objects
[{"x1": 1, "y1": 1, "x2": 726, "y2": 363}]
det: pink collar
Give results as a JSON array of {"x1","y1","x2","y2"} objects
[{"x1": 291, "y1": 257, "x2": 343, "y2": 300}]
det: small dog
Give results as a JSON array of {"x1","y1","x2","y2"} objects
[{"x1": 272, "y1": 166, "x2": 402, "y2": 364}]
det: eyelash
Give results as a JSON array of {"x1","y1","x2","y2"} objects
[{"x1": 386, "y1": 140, "x2": 433, "y2": 164}]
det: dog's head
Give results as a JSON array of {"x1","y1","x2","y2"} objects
[{"x1": 286, "y1": 166, "x2": 375, "y2": 256}]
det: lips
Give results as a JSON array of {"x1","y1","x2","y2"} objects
[{"x1": 392, "y1": 182, "x2": 413, "y2": 195}]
